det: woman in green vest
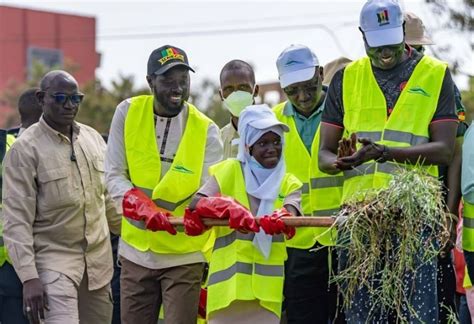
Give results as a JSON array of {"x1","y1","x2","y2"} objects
[{"x1": 184, "y1": 104, "x2": 302, "y2": 323}]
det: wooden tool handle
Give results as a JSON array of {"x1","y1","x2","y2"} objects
[{"x1": 168, "y1": 216, "x2": 335, "y2": 227}]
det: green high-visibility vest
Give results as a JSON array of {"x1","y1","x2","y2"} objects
[
  {"x1": 463, "y1": 201, "x2": 474, "y2": 287},
  {"x1": 273, "y1": 103, "x2": 342, "y2": 247},
  {"x1": 122, "y1": 95, "x2": 213, "y2": 254},
  {"x1": 206, "y1": 159, "x2": 302, "y2": 318},
  {"x1": 341, "y1": 56, "x2": 446, "y2": 202},
  {"x1": 0, "y1": 134, "x2": 16, "y2": 266}
]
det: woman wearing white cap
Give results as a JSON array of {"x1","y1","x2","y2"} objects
[{"x1": 184, "y1": 104, "x2": 302, "y2": 323}]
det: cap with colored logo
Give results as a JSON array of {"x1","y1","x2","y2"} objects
[
  {"x1": 276, "y1": 44, "x2": 319, "y2": 89},
  {"x1": 147, "y1": 45, "x2": 195, "y2": 76},
  {"x1": 360, "y1": 0, "x2": 404, "y2": 48},
  {"x1": 404, "y1": 12, "x2": 433, "y2": 46}
]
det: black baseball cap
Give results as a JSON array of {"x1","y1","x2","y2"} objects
[{"x1": 147, "y1": 45, "x2": 195, "y2": 76}]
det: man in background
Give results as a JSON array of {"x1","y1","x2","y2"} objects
[
  {"x1": 219, "y1": 59, "x2": 259, "y2": 159},
  {"x1": 0, "y1": 87, "x2": 42, "y2": 324}
]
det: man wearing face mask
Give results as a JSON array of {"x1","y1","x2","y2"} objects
[
  {"x1": 105, "y1": 45, "x2": 223, "y2": 323},
  {"x1": 319, "y1": 0, "x2": 458, "y2": 322},
  {"x1": 219, "y1": 60, "x2": 259, "y2": 159},
  {"x1": 272, "y1": 44, "x2": 344, "y2": 324}
]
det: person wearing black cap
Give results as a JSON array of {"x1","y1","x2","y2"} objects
[
  {"x1": 319, "y1": 0, "x2": 458, "y2": 322},
  {"x1": 105, "y1": 45, "x2": 223, "y2": 323}
]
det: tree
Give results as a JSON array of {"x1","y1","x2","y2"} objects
[{"x1": 424, "y1": 0, "x2": 473, "y2": 75}]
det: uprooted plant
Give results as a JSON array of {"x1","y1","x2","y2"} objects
[{"x1": 332, "y1": 166, "x2": 454, "y2": 323}]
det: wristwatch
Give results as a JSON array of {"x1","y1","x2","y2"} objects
[{"x1": 376, "y1": 145, "x2": 390, "y2": 163}]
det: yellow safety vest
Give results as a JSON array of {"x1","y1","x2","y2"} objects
[
  {"x1": 206, "y1": 159, "x2": 302, "y2": 318},
  {"x1": 122, "y1": 95, "x2": 213, "y2": 254},
  {"x1": 463, "y1": 200, "x2": 474, "y2": 288},
  {"x1": 0, "y1": 134, "x2": 16, "y2": 266},
  {"x1": 341, "y1": 56, "x2": 446, "y2": 202},
  {"x1": 273, "y1": 102, "x2": 342, "y2": 247}
]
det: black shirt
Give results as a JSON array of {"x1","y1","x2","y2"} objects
[{"x1": 322, "y1": 49, "x2": 458, "y2": 127}]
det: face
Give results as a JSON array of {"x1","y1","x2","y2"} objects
[
  {"x1": 283, "y1": 68, "x2": 323, "y2": 113},
  {"x1": 37, "y1": 75, "x2": 83, "y2": 130},
  {"x1": 250, "y1": 131, "x2": 282, "y2": 169},
  {"x1": 219, "y1": 69, "x2": 256, "y2": 99},
  {"x1": 364, "y1": 39, "x2": 405, "y2": 70},
  {"x1": 147, "y1": 66, "x2": 190, "y2": 115}
]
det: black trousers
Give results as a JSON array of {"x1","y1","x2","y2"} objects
[
  {"x1": 284, "y1": 243, "x2": 345, "y2": 324},
  {"x1": 0, "y1": 263, "x2": 28, "y2": 324}
]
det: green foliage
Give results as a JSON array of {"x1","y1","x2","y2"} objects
[
  {"x1": 76, "y1": 75, "x2": 149, "y2": 134},
  {"x1": 461, "y1": 76, "x2": 474, "y2": 123}
]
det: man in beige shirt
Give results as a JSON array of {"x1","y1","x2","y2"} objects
[
  {"x1": 219, "y1": 60, "x2": 259, "y2": 159},
  {"x1": 2, "y1": 70, "x2": 120, "y2": 324}
]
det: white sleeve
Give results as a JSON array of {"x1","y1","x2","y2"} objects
[{"x1": 105, "y1": 99, "x2": 134, "y2": 213}]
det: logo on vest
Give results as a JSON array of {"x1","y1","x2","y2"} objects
[
  {"x1": 407, "y1": 86, "x2": 431, "y2": 97},
  {"x1": 172, "y1": 165, "x2": 194, "y2": 174}
]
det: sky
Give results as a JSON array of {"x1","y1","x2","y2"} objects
[{"x1": 1, "y1": 0, "x2": 472, "y2": 93}]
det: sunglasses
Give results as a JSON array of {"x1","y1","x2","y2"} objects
[
  {"x1": 284, "y1": 81, "x2": 319, "y2": 97},
  {"x1": 49, "y1": 93, "x2": 85, "y2": 105}
]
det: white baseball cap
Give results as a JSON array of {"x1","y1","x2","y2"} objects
[
  {"x1": 276, "y1": 44, "x2": 319, "y2": 88},
  {"x1": 360, "y1": 0, "x2": 404, "y2": 48}
]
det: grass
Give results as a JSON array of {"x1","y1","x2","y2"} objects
[{"x1": 332, "y1": 166, "x2": 453, "y2": 323}]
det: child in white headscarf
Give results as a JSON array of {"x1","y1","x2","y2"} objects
[{"x1": 184, "y1": 104, "x2": 302, "y2": 324}]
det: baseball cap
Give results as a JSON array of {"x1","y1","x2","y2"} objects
[
  {"x1": 360, "y1": 0, "x2": 404, "y2": 48},
  {"x1": 404, "y1": 12, "x2": 433, "y2": 45},
  {"x1": 238, "y1": 104, "x2": 289, "y2": 133},
  {"x1": 147, "y1": 45, "x2": 195, "y2": 76},
  {"x1": 276, "y1": 44, "x2": 319, "y2": 88}
]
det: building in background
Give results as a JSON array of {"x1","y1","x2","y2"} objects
[{"x1": 0, "y1": 5, "x2": 99, "y2": 127}]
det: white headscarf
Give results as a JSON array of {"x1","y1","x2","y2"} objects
[{"x1": 237, "y1": 104, "x2": 289, "y2": 258}]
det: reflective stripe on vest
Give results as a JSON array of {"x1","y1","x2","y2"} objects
[
  {"x1": 273, "y1": 102, "x2": 342, "y2": 247},
  {"x1": 341, "y1": 56, "x2": 445, "y2": 202},
  {"x1": 122, "y1": 95, "x2": 212, "y2": 254},
  {"x1": 206, "y1": 159, "x2": 301, "y2": 318},
  {"x1": 463, "y1": 201, "x2": 474, "y2": 252}
]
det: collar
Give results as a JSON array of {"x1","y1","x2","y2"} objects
[
  {"x1": 283, "y1": 85, "x2": 328, "y2": 118},
  {"x1": 39, "y1": 116, "x2": 80, "y2": 144}
]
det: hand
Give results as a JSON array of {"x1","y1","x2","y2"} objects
[
  {"x1": 194, "y1": 196, "x2": 259, "y2": 233},
  {"x1": 23, "y1": 278, "x2": 49, "y2": 324},
  {"x1": 337, "y1": 133, "x2": 357, "y2": 158},
  {"x1": 335, "y1": 137, "x2": 384, "y2": 170},
  {"x1": 123, "y1": 188, "x2": 176, "y2": 235},
  {"x1": 183, "y1": 208, "x2": 208, "y2": 236},
  {"x1": 144, "y1": 211, "x2": 177, "y2": 235},
  {"x1": 440, "y1": 214, "x2": 457, "y2": 258},
  {"x1": 260, "y1": 208, "x2": 295, "y2": 239}
]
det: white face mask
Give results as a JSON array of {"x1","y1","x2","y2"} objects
[{"x1": 223, "y1": 89, "x2": 255, "y2": 117}]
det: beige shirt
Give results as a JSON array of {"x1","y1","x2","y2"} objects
[
  {"x1": 2, "y1": 118, "x2": 120, "y2": 290},
  {"x1": 220, "y1": 121, "x2": 239, "y2": 160},
  {"x1": 105, "y1": 99, "x2": 223, "y2": 269}
]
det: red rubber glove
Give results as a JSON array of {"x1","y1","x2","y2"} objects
[
  {"x1": 260, "y1": 208, "x2": 295, "y2": 239},
  {"x1": 183, "y1": 208, "x2": 208, "y2": 236},
  {"x1": 194, "y1": 196, "x2": 259, "y2": 233},
  {"x1": 122, "y1": 188, "x2": 177, "y2": 235}
]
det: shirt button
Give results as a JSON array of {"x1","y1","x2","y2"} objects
[
  {"x1": 157, "y1": 135, "x2": 161, "y2": 139},
  {"x1": 160, "y1": 118, "x2": 164, "y2": 122}
]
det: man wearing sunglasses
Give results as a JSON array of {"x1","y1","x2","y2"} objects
[
  {"x1": 2, "y1": 70, "x2": 121, "y2": 324},
  {"x1": 105, "y1": 45, "x2": 222, "y2": 323},
  {"x1": 272, "y1": 44, "x2": 344, "y2": 324}
]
